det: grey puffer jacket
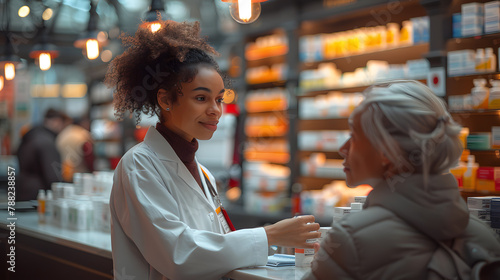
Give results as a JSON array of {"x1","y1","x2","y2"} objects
[{"x1": 303, "y1": 173, "x2": 500, "y2": 280}]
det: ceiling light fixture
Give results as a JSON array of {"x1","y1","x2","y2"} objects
[
  {"x1": 1, "y1": 0, "x2": 22, "y2": 80},
  {"x1": 74, "y1": 1, "x2": 107, "y2": 60},
  {"x1": 221, "y1": 0, "x2": 267, "y2": 24},
  {"x1": 140, "y1": 0, "x2": 166, "y2": 33},
  {"x1": 29, "y1": 22, "x2": 59, "y2": 71}
]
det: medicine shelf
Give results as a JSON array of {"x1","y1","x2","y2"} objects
[
  {"x1": 460, "y1": 190, "x2": 500, "y2": 200},
  {"x1": 298, "y1": 118, "x2": 350, "y2": 130},
  {"x1": 299, "y1": 78, "x2": 427, "y2": 96},
  {"x1": 247, "y1": 80, "x2": 287, "y2": 89},
  {"x1": 246, "y1": 55, "x2": 287, "y2": 68},
  {"x1": 300, "y1": 43, "x2": 429, "y2": 73},
  {"x1": 245, "y1": 109, "x2": 288, "y2": 114},
  {"x1": 450, "y1": 109, "x2": 500, "y2": 115},
  {"x1": 447, "y1": 72, "x2": 500, "y2": 79},
  {"x1": 297, "y1": 176, "x2": 343, "y2": 190},
  {"x1": 299, "y1": 151, "x2": 343, "y2": 158},
  {"x1": 447, "y1": 32, "x2": 500, "y2": 51}
]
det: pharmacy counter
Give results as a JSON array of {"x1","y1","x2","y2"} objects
[
  {"x1": 0, "y1": 211, "x2": 311, "y2": 280},
  {"x1": 0, "y1": 210, "x2": 113, "y2": 280}
]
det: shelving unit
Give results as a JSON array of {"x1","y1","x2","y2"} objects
[
  {"x1": 88, "y1": 81, "x2": 125, "y2": 171},
  {"x1": 232, "y1": 0, "x2": 500, "y2": 216}
]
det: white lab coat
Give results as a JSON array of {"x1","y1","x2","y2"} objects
[{"x1": 110, "y1": 127, "x2": 268, "y2": 280}]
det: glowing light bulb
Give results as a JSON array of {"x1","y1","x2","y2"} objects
[
  {"x1": 39, "y1": 53, "x2": 52, "y2": 71},
  {"x1": 5, "y1": 63, "x2": 15, "y2": 80},
  {"x1": 18, "y1": 6, "x2": 30, "y2": 18},
  {"x1": 229, "y1": 0, "x2": 261, "y2": 24},
  {"x1": 0, "y1": 76, "x2": 4, "y2": 91},
  {"x1": 86, "y1": 39, "x2": 99, "y2": 60},
  {"x1": 42, "y1": 8, "x2": 53, "y2": 20},
  {"x1": 150, "y1": 23, "x2": 161, "y2": 33}
]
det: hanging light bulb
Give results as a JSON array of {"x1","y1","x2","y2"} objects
[
  {"x1": 4, "y1": 63, "x2": 15, "y2": 80},
  {"x1": 74, "y1": 1, "x2": 108, "y2": 60},
  {"x1": 222, "y1": 0, "x2": 267, "y2": 24},
  {"x1": 86, "y1": 39, "x2": 100, "y2": 60},
  {"x1": 0, "y1": 76, "x2": 4, "y2": 91},
  {"x1": 140, "y1": 0, "x2": 166, "y2": 32},
  {"x1": 39, "y1": 53, "x2": 52, "y2": 71},
  {"x1": 150, "y1": 22, "x2": 162, "y2": 33},
  {"x1": 30, "y1": 43, "x2": 59, "y2": 71}
]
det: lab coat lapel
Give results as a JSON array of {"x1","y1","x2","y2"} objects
[{"x1": 143, "y1": 126, "x2": 212, "y2": 205}]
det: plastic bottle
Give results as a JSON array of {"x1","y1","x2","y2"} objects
[
  {"x1": 46, "y1": 190, "x2": 53, "y2": 223},
  {"x1": 471, "y1": 78, "x2": 490, "y2": 109},
  {"x1": 291, "y1": 183, "x2": 302, "y2": 216},
  {"x1": 400, "y1": 20, "x2": 413, "y2": 45},
  {"x1": 386, "y1": 23, "x2": 400, "y2": 46},
  {"x1": 475, "y1": 48, "x2": 486, "y2": 73},
  {"x1": 489, "y1": 80, "x2": 500, "y2": 109},
  {"x1": 463, "y1": 155, "x2": 479, "y2": 191},
  {"x1": 485, "y1": 48, "x2": 497, "y2": 72},
  {"x1": 37, "y1": 189, "x2": 46, "y2": 223}
]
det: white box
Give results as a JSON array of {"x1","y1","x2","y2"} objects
[
  {"x1": 468, "y1": 196, "x2": 500, "y2": 209},
  {"x1": 462, "y1": 2, "x2": 484, "y2": 15}
]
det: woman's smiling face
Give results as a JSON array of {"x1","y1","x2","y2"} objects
[{"x1": 161, "y1": 66, "x2": 225, "y2": 142}]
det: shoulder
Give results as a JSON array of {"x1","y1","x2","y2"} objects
[
  {"x1": 118, "y1": 142, "x2": 158, "y2": 171},
  {"x1": 340, "y1": 206, "x2": 397, "y2": 231}
]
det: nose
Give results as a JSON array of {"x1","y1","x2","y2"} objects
[
  {"x1": 338, "y1": 138, "x2": 350, "y2": 158},
  {"x1": 207, "y1": 100, "x2": 222, "y2": 117}
]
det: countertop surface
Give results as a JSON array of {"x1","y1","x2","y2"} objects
[
  {"x1": 0, "y1": 208, "x2": 312, "y2": 279},
  {"x1": 0, "y1": 210, "x2": 113, "y2": 258}
]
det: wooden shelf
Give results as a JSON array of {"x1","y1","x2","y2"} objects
[
  {"x1": 298, "y1": 118, "x2": 349, "y2": 130},
  {"x1": 298, "y1": 176, "x2": 341, "y2": 190},
  {"x1": 299, "y1": 151, "x2": 343, "y2": 158},
  {"x1": 450, "y1": 113, "x2": 500, "y2": 133},
  {"x1": 450, "y1": 109, "x2": 500, "y2": 116},
  {"x1": 300, "y1": 43, "x2": 429, "y2": 73},
  {"x1": 448, "y1": 72, "x2": 500, "y2": 79},
  {"x1": 247, "y1": 80, "x2": 287, "y2": 89},
  {"x1": 447, "y1": 33, "x2": 500, "y2": 52},
  {"x1": 299, "y1": 78, "x2": 427, "y2": 96},
  {"x1": 246, "y1": 54, "x2": 287, "y2": 68}
]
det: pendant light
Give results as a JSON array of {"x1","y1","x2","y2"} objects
[
  {"x1": 0, "y1": 76, "x2": 4, "y2": 91},
  {"x1": 140, "y1": 0, "x2": 166, "y2": 33},
  {"x1": 74, "y1": 1, "x2": 107, "y2": 60},
  {"x1": 29, "y1": 21, "x2": 59, "y2": 71},
  {"x1": 221, "y1": 0, "x2": 268, "y2": 24},
  {"x1": 1, "y1": 0, "x2": 22, "y2": 80}
]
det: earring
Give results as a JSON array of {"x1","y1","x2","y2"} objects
[{"x1": 166, "y1": 108, "x2": 170, "y2": 111}]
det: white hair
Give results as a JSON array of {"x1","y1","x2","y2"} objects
[{"x1": 351, "y1": 80, "x2": 463, "y2": 187}]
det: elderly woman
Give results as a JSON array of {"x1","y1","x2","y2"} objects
[{"x1": 303, "y1": 80, "x2": 500, "y2": 279}]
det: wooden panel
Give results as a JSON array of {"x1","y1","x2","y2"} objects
[
  {"x1": 451, "y1": 111, "x2": 500, "y2": 132},
  {"x1": 298, "y1": 118, "x2": 350, "y2": 130}
]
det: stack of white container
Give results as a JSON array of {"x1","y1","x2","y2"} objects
[
  {"x1": 467, "y1": 196, "x2": 500, "y2": 236},
  {"x1": 38, "y1": 171, "x2": 114, "y2": 233}
]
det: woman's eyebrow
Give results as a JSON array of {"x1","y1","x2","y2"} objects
[{"x1": 192, "y1": 87, "x2": 211, "y2": 92}]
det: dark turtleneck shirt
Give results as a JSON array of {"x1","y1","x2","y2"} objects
[{"x1": 155, "y1": 123, "x2": 205, "y2": 196}]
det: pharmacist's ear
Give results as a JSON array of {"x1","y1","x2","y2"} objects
[{"x1": 157, "y1": 89, "x2": 171, "y2": 112}]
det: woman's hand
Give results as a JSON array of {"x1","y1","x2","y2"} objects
[{"x1": 264, "y1": 215, "x2": 321, "y2": 248}]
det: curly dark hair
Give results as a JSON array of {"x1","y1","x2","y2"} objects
[{"x1": 104, "y1": 20, "x2": 225, "y2": 123}]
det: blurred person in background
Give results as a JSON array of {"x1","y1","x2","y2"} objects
[
  {"x1": 16, "y1": 108, "x2": 68, "y2": 201},
  {"x1": 56, "y1": 114, "x2": 94, "y2": 182},
  {"x1": 303, "y1": 80, "x2": 500, "y2": 280},
  {"x1": 106, "y1": 19, "x2": 321, "y2": 280}
]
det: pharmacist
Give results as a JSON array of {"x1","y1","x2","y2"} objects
[{"x1": 106, "y1": 19, "x2": 320, "y2": 280}]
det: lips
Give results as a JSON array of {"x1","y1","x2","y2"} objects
[{"x1": 200, "y1": 120, "x2": 218, "y2": 131}]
